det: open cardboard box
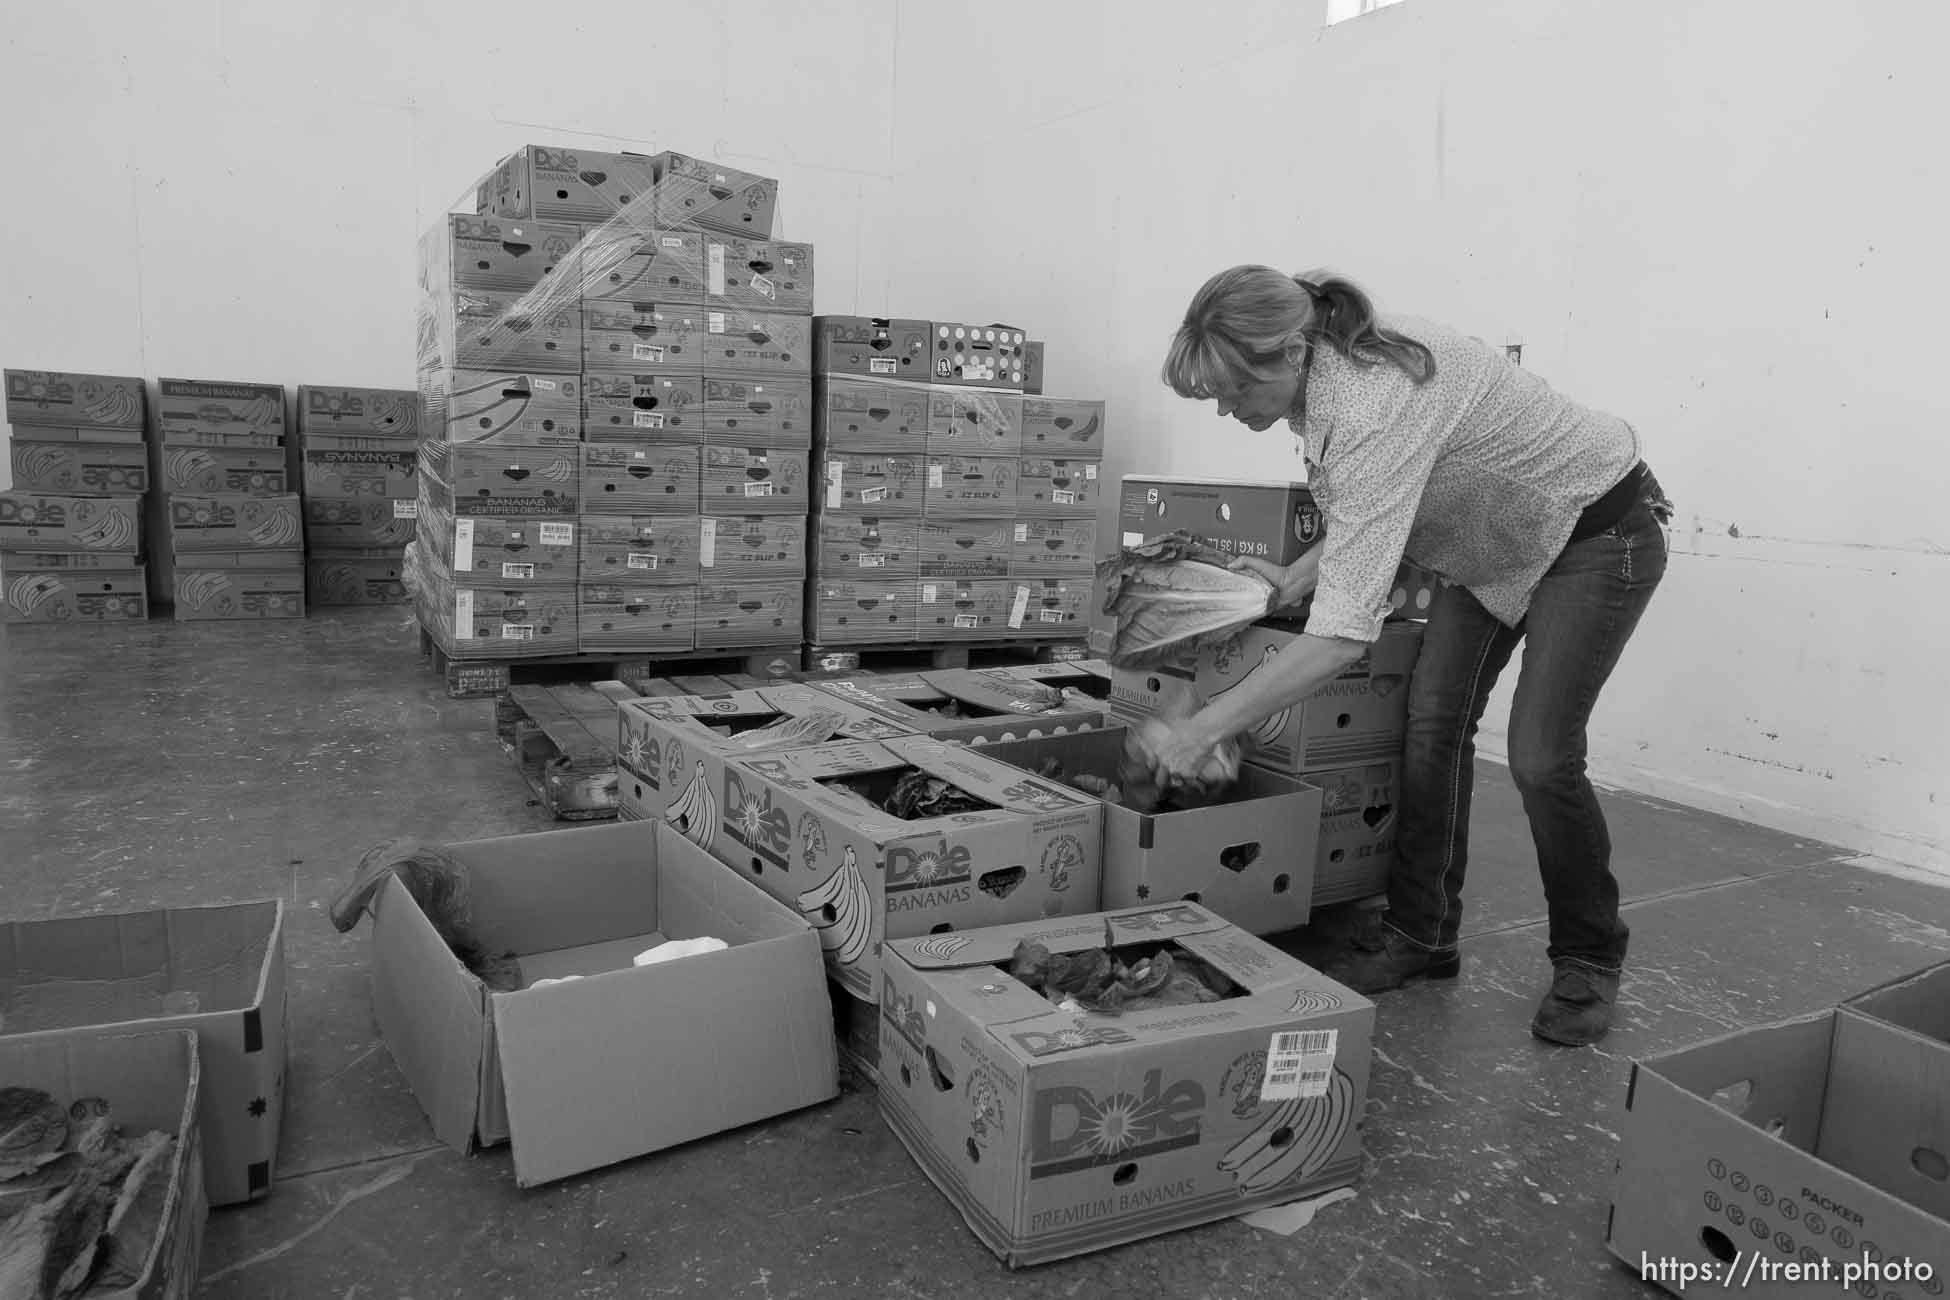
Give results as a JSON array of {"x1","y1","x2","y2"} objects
[
  {"x1": 814, "y1": 667, "x2": 1108, "y2": 746},
  {"x1": 878, "y1": 902, "x2": 1374, "y2": 1267},
  {"x1": 0, "y1": 1028, "x2": 207, "y2": 1298},
  {"x1": 0, "y1": 900, "x2": 287, "y2": 1206},
  {"x1": 365, "y1": 820, "x2": 838, "y2": 1187},
  {"x1": 1608, "y1": 989, "x2": 1950, "y2": 1298},
  {"x1": 717, "y1": 736, "x2": 1104, "y2": 1003},
  {"x1": 973, "y1": 729, "x2": 1323, "y2": 934}
]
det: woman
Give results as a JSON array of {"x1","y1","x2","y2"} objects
[{"x1": 1149, "y1": 266, "x2": 1671, "y2": 1047}]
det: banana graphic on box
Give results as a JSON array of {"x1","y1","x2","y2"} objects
[
  {"x1": 1208, "y1": 644, "x2": 1290, "y2": 748},
  {"x1": 245, "y1": 503, "x2": 301, "y2": 548},
  {"x1": 664, "y1": 760, "x2": 718, "y2": 849},
  {"x1": 798, "y1": 845, "x2": 873, "y2": 967},
  {"x1": 8, "y1": 574, "x2": 59, "y2": 614},
  {"x1": 17, "y1": 445, "x2": 71, "y2": 488},
  {"x1": 1220, "y1": 1067, "x2": 1356, "y2": 1197},
  {"x1": 78, "y1": 383, "x2": 140, "y2": 427},
  {"x1": 73, "y1": 506, "x2": 137, "y2": 551}
]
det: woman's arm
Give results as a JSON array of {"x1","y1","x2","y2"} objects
[
  {"x1": 1146, "y1": 631, "x2": 1370, "y2": 784},
  {"x1": 1230, "y1": 548, "x2": 1322, "y2": 615}
]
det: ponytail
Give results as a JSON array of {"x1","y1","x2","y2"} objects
[{"x1": 1295, "y1": 272, "x2": 1437, "y2": 384}]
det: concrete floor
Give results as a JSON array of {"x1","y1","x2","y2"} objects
[{"x1": 3, "y1": 608, "x2": 1947, "y2": 1300}]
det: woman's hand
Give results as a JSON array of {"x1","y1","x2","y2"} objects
[
  {"x1": 1230, "y1": 550, "x2": 1320, "y2": 613},
  {"x1": 1141, "y1": 718, "x2": 1227, "y2": 792}
]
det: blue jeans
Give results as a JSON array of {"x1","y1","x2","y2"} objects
[{"x1": 1384, "y1": 477, "x2": 1671, "y2": 973}]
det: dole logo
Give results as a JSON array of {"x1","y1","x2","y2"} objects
[
  {"x1": 1028, "y1": 1070, "x2": 1206, "y2": 1179},
  {"x1": 884, "y1": 838, "x2": 973, "y2": 893}
]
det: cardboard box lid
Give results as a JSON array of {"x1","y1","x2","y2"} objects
[
  {"x1": 622, "y1": 682, "x2": 923, "y2": 743},
  {"x1": 921, "y1": 668, "x2": 1099, "y2": 719}
]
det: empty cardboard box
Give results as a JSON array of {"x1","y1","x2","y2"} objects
[
  {"x1": 814, "y1": 316, "x2": 934, "y2": 381},
  {"x1": 1196, "y1": 622, "x2": 1424, "y2": 774},
  {"x1": 1117, "y1": 477, "x2": 1322, "y2": 567}
]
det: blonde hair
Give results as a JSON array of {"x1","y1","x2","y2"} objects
[{"x1": 1162, "y1": 266, "x2": 1436, "y2": 399}]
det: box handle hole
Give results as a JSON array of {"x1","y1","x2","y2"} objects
[
  {"x1": 966, "y1": 1138, "x2": 980, "y2": 1164},
  {"x1": 925, "y1": 1047, "x2": 956, "y2": 1093},
  {"x1": 1112, "y1": 1163, "x2": 1138, "y2": 1186},
  {"x1": 1915, "y1": 1146, "x2": 1949, "y2": 1182},
  {"x1": 1182, "y1": 892, "x2": 1202, "y2": 905},
  {"x1": 1220, "y1": 841, "x2": 1261, "y2": 874},
  {"x1": 500, "y1": 241, "x2": 532, "y2": 257},
  {"x1": 750, "y1": 857, "x2": 764, "y2": 876},
  {"x1": 1763, "y1": 1117, "x2": 1786, "y2": 1138},
  {"x1": 930, "y1": 923, "x2": 954, "y2": 935},
  {"x1": 1708, "y1": 1080, "x2": 1752, "y2": 1115},
  {"x1": 1336, "y1": 712, "x2": 1352, "y2": 728},
  {"x1": 899, "y1": 1064, "x2": 912, "y2": 1088},
  {"x1": 1273, "y1": 873, "x2": 1292, "y2": 894},
  {"x1": 1700, "y1": 1226, "x2": 1737, "y2": 1262}
]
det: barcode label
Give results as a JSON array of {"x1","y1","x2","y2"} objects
[
  {"x1": 1052, "y1": 489, "x2": 1077, "y2": 505},
  {"x1": 634, "y1": 412, "x2": 664, "y2": 428},
  {"x1": 1261, "y1": 1028, "x2": 1338, "y2": 1102},
  {"x1": 392, "y1": 500, "x2": 418, "y2": 519},
  {"x1": 660, "y1": 236, "x2": 685, "y2": 249},
  {"x1": 454, "y1": 589, "x2": 475, "y2": 633},
  {"x1": 928, "y1": 464, "x2": 944, "y2": 488},
  {"x1": 1009, "y1": 585, "x2": 1031, "y2": 629},
  {"x1": 1015, "y1": 523, "x2": 1031, "y2": 542},
  {"x1": 532, "y1": 378, "x2": 557, "y2": 391},
  {"x1": 502, "y1": 562, "x2": 535, "y2": 579},
  {"x1": 1085, "y1": 464, "x2": 1099, "y2": 479},
  {"x1": 538, "y1": 523, "x2": 574, "y2": 546},
  {"x1": 452, "y1": 518, "x2": 475, "y2": 570},
  {"x1": 859, "y1": 553, "x2": 887, "y2": 568},
  {"x1": 501, "y1": 623, "x2": 535, "y2": 641},
  {"x1": 825, "y1": 461, "x2": 844, "y2": 508},
  {"x1": 708, "y1": 312, "x2": 727, "y2": 334},
  {"x1": 954, "y1": 614, "x2": 979, "y2": 629},
  {"x1": 1039, "y1": 609, "x2": 1064, "y2": 623},
  {"x1": 707, "y1": 245, "x2": 726, "y2": 297},
  {"x1": 699, "y1": 518, "x2": 718, "y2": 568},
  {"x1": 745, "y1": 482, "x2": 773, "y2": 497},
  {"x1": 627, "y1": 553, "x2": 659, "y2": 570},
  {"x1": 860, "y1": 485, "x2": 886, "y2": 504},
  {"x1": 751, "y1": 273, "x2": 776, "y2": 300},
  {"x1": 922, "y1": 583, "x2": 939, "y2": 603},
  {"x1": 633, "y1": 344, "x2": 665, "y2": 362},
  {"x1": 870, "y1": 358, "x2": 897, "y2": 375}
]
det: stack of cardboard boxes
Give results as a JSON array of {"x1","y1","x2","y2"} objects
[
  {"x1": 150, "y1": 378, "x2": 305, "y2": 621},
  {"x1": 807, "y1": 318, "x2": 1104, "y2": 649},
  {"x1": 1, "y1": 370, "x2": 152, "y2": 622},
  {"x1": 298, "y1": 385, "x2": 420, "y2": 605},
  {"x1": 413, "y1": 144, "x2": 808, "y2": 661}
]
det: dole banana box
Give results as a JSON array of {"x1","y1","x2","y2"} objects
[
  {"x1": 3, "y1": 566, "x2": 149, "y2": 623},
  {"x1": 925, "y1": 388, "x2": 1023, "y2": 457},
  {"x1": 814, "y1": 316, "x2": 933, "y2": 381},
  {"x1": 158, "y1": 442, "x2": 289, "y2": 496},
  {"x1": 1011, "y1": 518, "x2": 1099, "y2": 576},
  {"x1": 815, "y1": 513, "x2": 921, "y2": 578},
  {"x1": 422, "y1": 287, "x2": 581, "y2": 375},
  {"x1": 577, "y1": 581, "x2": 696, "y2": 654},
  {"x1": 419, "y1": 579, "x2": 579, "y2": 658},
  {"x1": 925, "y1": 456, "x2": 1016, "y2": 517},
  {"x1": 155, "y1": 378, "x2": 287, "y2": 440},
  {"x1": 1022, "y1": 341, "x2": 1045, "y2": 395},
  {"x1": 420, "y1": 212, "x2": 582, "y2": 295},
  {"x1": 308, "y1": 550, "x2": 408, "y2": 607},
  {"x1": 1195, "y1": 621, "x2": 1424, "y2": 774},
  {"x1": 695, "y1": 580, "x2": 804, "y2": 649},
  {"x1": 701, "y1": 373, "x2": 813, "y2": 445},
  {"x1": 700, "y1": 444, "x2": 810, "y2": 514},
  {"x1": 301, "y1": 434, "x2": 417, "y2": 502},
  {"x1": 579, "y1": 443, "x2": 702, "y2": 514},
  {"x1": 419, "y1": 441, "x2": 580, "y2": 516},
  {"x1": 10, "y1": 433, "x2": 149, "y2": 495},
  {"x1": 699, "y1": 308, "x2": 813, "y2": 377},
  {"x1": 811, "y1": 577, "x2": 919, "y2": 644},
  {"x1": 475, "y1": 144, "x2": 661, "y2": 223},
  {"x1": 425, "y1": 370, "x2": 582, "y2": 446},
  {"x1": 1018, "y1": 456, "x2": 1103, "y2": 516},
  {"x1": 877, "y1": 902, "x2": 1373, "y2": 1267},
  {"x1": 999, "y1": 577, "x2": 1092, "y2": 640},
  {"x1": 418, "y1": 509, "x2": 578, "y2": 586},
  {"x1": 579, "y1": 226, "x2": 706, "y2": 304},
  {"x1": 818, "y1": 377, "x2": 930, "y2": 453},
  {"x1": 1020, "y1": 397, "x2": 1105, "y2": 456},
  {"x1": 824, "y1": 453, "x2": 924, "y2": 515},
  {"x1": 650, "y1": 151, "x2": 779, "y2": 237},
  {"x1": 703, "y1": 237, "x2": 815, "y2": 314},
  {"x1": 304, "y1": 496, "x2": 418, "y2": 548},
  {"x1": 916, "y1": 578, "x2": 1015, "y2": 641},
  {"x1": 1308, "y1": 759, "x2": 1402, "y2": 906},
  {"x1": 297, "y1": 385, "x2": 420, "y2": 437},
  {"x1": 1116, "y1": 477, "x2": 1321, "y2": 567},
  {"x1": 0, "y1": 493, "x2": 143, "y2": 553},
  {"x1": 698, "y1": 514, "x2": 806, "y2": 581},
  {"x1": 713, "y1": 735, "x2": 1104, "y2": 1002},
  {"x1": 5, "y1": 369, "x2": 146, "y2": 430},
  {"x1": 815, "y1": 668, "x2": 1107, "y2": 747},
  {"x1": 919, "y1": 518, "x2": 1015, "y2": 579},
  {"x1": 616, "y1": 683, "x2": 925, "y2": 824},
  {"x1": 168, "y1": 495, "x2": 304, "y2": 554},
  {"x1": 582, "y1": 371, "x2": 705, "y2": 441},
  {"x1": 579, "y1": 514, "x2": 700, "y2": 585},
  {"x1": 173, "y1": 558, "x2": 307, "y2": 621},
  {"x1": 929, "y1": 322, "x2": 1030, "y2": 390},
  {"x1": 581, "y1": 301, "x2": 704, "y2": 375}
]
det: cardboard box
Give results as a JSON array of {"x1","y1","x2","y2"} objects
[
  {"x1": 700, "y1": 444, "x2": 811, "y2": 514},
  {"x1": 297, "y1": 384, "x2": 420, "y2": 437},
  {"x1": 701, "y1": 373, "x2": 814, "y2": 445},
  {"x1": 976, "y1": 731, "x2": 1322, "y2": 931},
  {"x1": 153, "y1": 426, "x2": 284, "y2": 451},
  {"x1": 650, "y1": 151, "x2": 779, "y2": 237},
  {"x1": 581, "y1": 301, "x2": 704, "y2": 375},
  {"x1": 877, "y1": 902, "x2": 1373, "y2": 1266},
  {"x1": 363, "y1": 819, "x2": 836, "y2": 1185},
  {"x1": 1011, "y1": 517, "x2": 1100, "y2": 576},
  {"x1": 420, "y1": 441, "x2": 581, "y2": 516},
  {"x1": 1309, "y1": 759, "x2": 1400, "y2": 905},
  {"x1": 814, "y1": 316, "x2": 934, "y2": 381},
  {"x1": 475, "y1": 143, "x2": 660, "y2": 223},
  {"x1": 1117, "y1": 477, "x2": 1322, "y2": 566},
  {"x1": 928, "y1": 322, "x2": 1030, "y2": 389},
  {"x1": 699, "y1": 514, "x2": 807, "y2": 580},
  {"x1": 823, "y1": 453, "x2": 925, "y2": 515},
  {"x1": 418, "y1": 510, "x2": 579, "y2": 586},
  {"x1": 1832, "y1": 961, "x2": 1950, "y2": 1221},
  {"x1": 1018, "y1": 456, "x2": 1103, "y2": 516},
  {"x1": 0, "y1": 548, "x2": 143, "y2": 573},
  {"x1": 1608, "y1": 1003, "x2": 1950, "y2": 1299},
  {"x1": 1020, "y1": 397, "x2": 1104, "y2": 456},
  {"x1": 695, "y1": 579, "x2": 804, "y2": 649},
  {"x1": 5, "y1": 368, "x2": 146, "y2": 430},
  {"x1": 0, "y1": 1029, "x2": 206, "y2": 1295},
  {"x1": 817, "y1": 374, "x2": 931, "y2": 452},
  {"x1": 301, "y1": 433, "x2": 416, "y2": 500},
  {"x1": 919, "y1": 518, "x2": 1015, "y2": 579},
  {"x1": 703, "y1": 237, "x2": 814, "y2": 314},
  {"x1": 2, "y1": 565, "x2": 149, "y2": 622},
  {"x1": 1198, "y1": 621, "x2": 1423, "y2": 773},
  {"x1": 978, "y1": 659, "x2": 1113, "y2": 700},
  {"x1": 579, "y1": 225, "x2": 706, "y2": 304},
  {"x1": 580, "y1": 442, "x2": 702, "y2": 513},
  {"x1": 428, "y1": 370, "x2": 582, "y2": 446},
  {"x1": 811, "y1": 576, "x2": 920, "y2": 644},
  {"x1": 925, "y1": 456, "x2": 1016, "y2": 517},
  {"x1": 1003, "y1": 576, "x2": 1092, "y2": 639},
  {"x1": 305, "y1": 495, "x2": 419, "y2": 549},
  {"x1": 174, "y1": 561, "x2": 307, "y2": 620},
  {"x1": 168, "y1": 494, "x2": 304, "y2": 554},
  {"x1": 424, "y1": 287, "x2": 582, "y2": 375},
  {"x1": 578, "y1": 581, "x2": 696, "y2": 653},
  {"x1": 916, "y1": 577, "x2": 1015, "y2": 640},
  {"x1": 926, "y1": 388, "x2": 1023, "y2": 457},
  {"x1": 817, "y1": 668, "x2": 1108, "y2": 747},
  {"x1": 815, "y1": 513, "x2": 921, "y2": 578},
  {"x1": 10, "y1": 434, "x2": 150, "y2": 494},
  {"x1": 1107, "y1": 658, "x2": 1200, "y2": 723},
  {"x1": 309, "y1": 550, "x2": 409, "y2": 606},
  {"x1": 699, "y1": 308, "x2": 813, "y2": 376},
  {"x1": 1022, "y1": 340, "x2": 1045, "y2": 394},
  {"x1": 158, "y1": 442, "x2": 289, "y2": 495},
  {"x1": 155, "y1": 378, "x2": 286, "y2": 440},
  {"x1": 714, "y1": 735, "x2": 1103, "y2": 1001},
  {"x1": 581, "y1": 371, "x2": 706, "y2": 441},
  {"x1": 421, "y1": 212, "x2": 583, "y2": 294},
  {"x1": 0, "y1": 491, "x2": 143, "y2": 553},
  {"x1": 580, "y1": 513, "x2": 700, "y2": 584},
  {"x1": 420, "y1": 579, "x2": 578, "y2": 656},
  {"x1": 0, "y1": 899, "x2": 287, "y2": 1203}
]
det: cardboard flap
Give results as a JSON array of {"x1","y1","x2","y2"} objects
[
  {"x1": 369, "y1": 874, "x2": 490, "y2": 1153},
  {"x1": 1635, "y1": 1011, "x2": 1837, "y2": 1154},
  {"x1": 921, "y1": 669, "x2": 1073, "y2": 717},
  {"x1": 1842, "y1": 959, "x2": 1950, "y2": 1042},
  {"x1": 884, "y1": 735, "x2": 1095, "y2": 817}
]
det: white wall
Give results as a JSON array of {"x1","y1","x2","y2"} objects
[{"x1": 4, "y1": 0, "x2": 1945, "y2": 870}]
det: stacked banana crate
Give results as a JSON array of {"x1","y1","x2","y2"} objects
[
  {"x1": 807, "y1": 319, "x2": 1103, "y2": 650},
  {"x1": 414, "y1": 143, "x2": 807, "y2": 663},
  {"x1": 1, "y1": 370, "x2": 152, "y2": 623},
  {"x1": 298, "y1": 385, "x2": 419, "y2": 605}
]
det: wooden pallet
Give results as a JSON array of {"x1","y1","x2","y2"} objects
[
  {"x1": 801, "y1": 639, "x2": 1090, "y2": 677},
  {"x1": 494, "y1": 681, "x2": 644, "y2": 820},
  {"x1": 420, "y1": 626, "x2": 802, "y2": 699}
]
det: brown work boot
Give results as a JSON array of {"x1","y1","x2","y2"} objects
[
  {"x1": 1325, "y1": 925, "x2": 1462, "y2": 995},
  {"x1": 1531, "y1": 964, "x2": 1621, "y2": 1046}
]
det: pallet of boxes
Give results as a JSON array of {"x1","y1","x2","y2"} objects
[
  {"x1": 298, "y1": 384, "x2": 420, "y2": 605},
  {"x1": 2, "y1": 370, "x2": 152, "y2": 623},
  {"x1": 412, "y1": 144, "x2": 810, "y2": 685}
]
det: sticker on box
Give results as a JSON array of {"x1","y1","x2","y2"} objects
[
  {"x1": 922, "y1": 583, "x2": 940, "y2": 603},
  {"x1": 634, "y1": 412, "x2": 665, "y2": 429},
  {"x1": 628, "y1": 553, "x2": 660, "y2": 570},
  {"x1": 502, "y1": 623, "x2": 535, "y2": 641},
  {"x1": 539, "y1": 522, "x2": 575, "y2": 546},
  {"x1": 708, "y1": 313, "x2": 727, "y2": 334},
  {"x1": 1052, "y1": 490, "x2": 1077, "y2": 505},
  {"x1": 745, "y1": 483, "x2": 773, "y2": 498},
  {"x1": 699, "y1": 518, "x2": 719, "y2": 567},
  {"x1": 1016, "y1": 523, "x2": 1031, "y2": 542},
  {"x1": 870, "y1": 359, "x2": 897, "y2": 375},
  {"x1": 861, "y1": 486, "x2": 886, "y2": 504},
  {"x1": 454, "y1": 519, "x2": 477, "y2": 569},
  {"x1": 503, "y1": 562, "x2": 536, "y2": 579},
  {"x1": 954, "y1": 614, "x2": 979, "y2": 629},
  {"x1": 859, "y1": 553, "x2": 888, "y2": 568},
  {"x1": 1261, "y1": 1028, "x2": 1338, "y2": 1101},
  {"x1": 634, "y1": 344, "x2": 665, "y2": 362},
  {"x1": 928, "y1": 465, "x2": 944, "y2": 488},
  {"x1": 1009, "y1": 585, "x2": 1030, "y2": 629},
  {"x1": 393, "y1": 500, "x2": 419, "y2": 519},
  {"x1": 708, "y1": 245, "x2": 726, "y2": 297},
  {"x1": 751, "y1": 274, "x2": 776, "y2": 299}
]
